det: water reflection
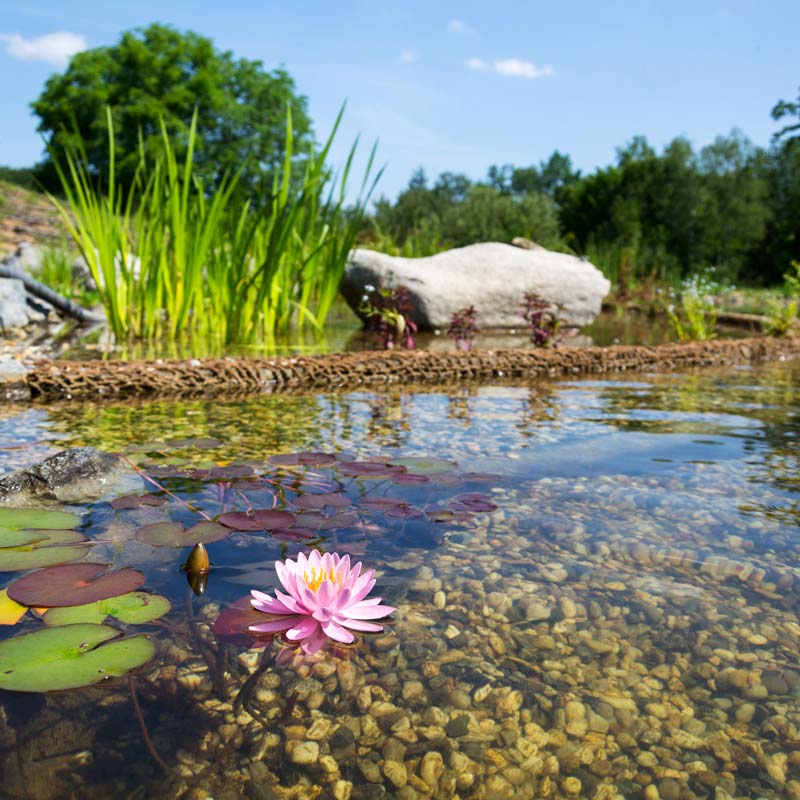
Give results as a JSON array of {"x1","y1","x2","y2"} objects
[{"x1": 1, "y1": 361, "x2": 799, "y2": 799}]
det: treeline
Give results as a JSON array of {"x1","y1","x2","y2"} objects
[{"x1": 368, "y1": 99, "x2": 800, "y2": 287}]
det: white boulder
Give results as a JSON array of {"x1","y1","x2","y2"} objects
[{"x1": 341, "y1": 242, "x2": 610, "y2": 329}]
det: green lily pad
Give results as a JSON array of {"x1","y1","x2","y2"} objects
[
  {"x1": 0, "y1": 623, "x2": 154, "y2": 692},
  {"x1": 0, "y1": 508, "x2": 80, "y2": 531},
  {"x1": 8, "y1": 563, "x2": 146, "y2": 608},
  {"x1": 0, "y1": 529, "x2": 92, "y2": 572},
  {"x1": 42, "y1": 592, "x2": 171, "y2": 626},
  {"x1": 387, "y1": 457, "x2": 458, "y2": 475},
  {"x1": 135, "y1": 520, "x2": 230, "y2": 547}
]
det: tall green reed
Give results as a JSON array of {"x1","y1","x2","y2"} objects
[{"x1": 48, "y1": 105, "x2": 381, "y2": 343}]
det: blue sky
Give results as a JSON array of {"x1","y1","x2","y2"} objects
[{"x1": 1, "y1": 0, "x2": 798, "y2": 202}]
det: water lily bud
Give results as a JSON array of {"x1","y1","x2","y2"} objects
[{"x1": 185, "y1": 542, "x2": 210, "y2": 574}]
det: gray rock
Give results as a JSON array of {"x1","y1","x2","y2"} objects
[
  {"x1": 0, "y1": 447, "x2": 143, "y2": 504},
  {"x1": 0, "y1": 357, "x2": 31, "y2": 401},
  {"x1": 0, "y1": 278, "x2": 32, "y2": 330},
  {"x1": 341, "y1": 243, "x2": 610, "y2": 330},
  {"x1": 1, "y1": 243, "x2": 44, "y2": 276}
]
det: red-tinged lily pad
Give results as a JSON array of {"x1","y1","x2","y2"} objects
[
  {"x1": 136, "y1": 521, "x2": 230, "y2": 547},
  {"x1": 385, "y1": 506, "x2": 425, "y2": 519},
  {"x1": 361, "y1": 497, "x2": 409, "y2": 509},
  {"x1": 110, "y1": 494, "x2": 167, "y2": 510},
  {"x1": 269, "y1": 452, "x2": 337, "y2": 467},
  {"x1": 271, "y1": 527, "x2": 317, "y2": 542},
  {"x1": 391, "y1": 473, "x2": 430, "y2": 485},
  {"x1": 388, "y1": 456, "x2": 458, "y2": 475},
  {"x1": 294, "y1": 493, "x2": 352, "y2": 510},
  {"x1": 0, "y1": 508, "x2": 80, "y2": 531},
  {"x1": 298, "y1": 511, "x2": 361, "y2": 530},
  {"x1": 8, "y1": 563, "x2": 145, "y2": 608},
  {"x1": 42, "y1": 591, "x2": 171, "y2": 626},
  {"x1": 206, "y1": 465, "x2": 255, "y2": 480},
  {"x1": 337, "y1": 461, "x2": 405, "y2": 478},
  {"x1": 0, "y1": 529, "x2": 92, "y2": 572},
  {"x1": 450, "y1": 493, "x2": 498, "y2": 512},
  {"x1": 145, "y1": 465, "x2": 187, "y2": 478},
  {"x1": 461, "y1": 472, "x2": 502, "y2": 483},
  {"x1": 217, "y1": 510, "x2": 296, "y2": 531},
  {"x1": 213, "y1": 596, "x2": 276, "y2": 647},
  {"x1": 0, "y1": 623, "x2": 154, "y2": 692}
]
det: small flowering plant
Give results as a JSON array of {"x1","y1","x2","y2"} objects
[
  {"x1": 447, "y1": 306, "x2": 480, "y2": 351},
  {"x1": 359, "y1": 284, "x2": 418, "y2": 349},
  {"x1": 249, "y1": 551, "x2": 395, "y2": 654},
  {"x1": 520, "y1": 291, "x2": 562, "y2": 347}
]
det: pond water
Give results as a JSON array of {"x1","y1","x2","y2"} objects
[
  {"x1": 1, "y1": 359, "x2": 799, "y2": 800},
  {"x1": 61, "y1": 305, "x2": 748, "y2": 361}
]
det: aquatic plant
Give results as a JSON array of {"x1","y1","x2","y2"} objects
[
  {"x1": 662, "y1": 269, "x2": 720, "y2": 341},
  {"x1": 447, "y1": 305, "x2": 480, "y2": 351},
  {"x1": 520, "y1": 291, "x2": 562, "y2": 346},
  {"x1": 48, "y1": 105, "x2": 381, "y2": 343},
  {"x1": 763, "y1": 261, "x2": 800, "y2": 336},
  {"x1": 249, "y1": 551, "x2": 395, "y2": 654},
  {"x1": 359, "y1": 284, "x2": 418, "y2": 349}
]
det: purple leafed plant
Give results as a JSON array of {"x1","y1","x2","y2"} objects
[
  {"x1": 520, "y1": 292, "x2": 562, "y2": 347},
  {"x1": 447, "y1": 306, "x2": 480, "y2": 351},
  {"x1": 359, "y1": 284, "x2": 417, "y2": 349}
]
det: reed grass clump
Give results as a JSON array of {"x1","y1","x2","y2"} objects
[{"x1": 48, "y1": 106, "x2": 381, "y2": 343}]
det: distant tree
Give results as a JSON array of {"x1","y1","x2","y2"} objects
[
  {"x1": 696, "y1": 131, "x2": 772, "y2": 280},
  {"x1": 772, "y1": 85, "x2": 800, "y2": 143},
  {"x1": 31, "y1": 23, "x2": 313, "y2": 197}
]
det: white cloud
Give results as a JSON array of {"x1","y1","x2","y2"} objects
[
  {"x1": 448, "y1": 19, "x2": 476, "y2": 34},
  {"x1": 0, "y1": 31, "x2": 86, "y2": 68},
  {"x1": 399, "y1": 50, "x2": 417, "y2": 64},
  {"x1": 467, "y1": 57, "x2": 554, "y2": 79}
]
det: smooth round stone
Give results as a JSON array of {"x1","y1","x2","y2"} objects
[
  {"x1": 735, "y1": 703, "x2": 756, "y2": 724},
  {"x1": 382, "y1": 760, "x2": 407, "y2": 788},
  {"x1": 420, "y1": 751, "x2": 444, "y2": 788},
  {"x1": 565, "y1": 701, "x2": 586, "y2": 722},
  {"x1": 433, "y1": 591, "x2": 446, "y2": 609},
  {"x1": 289, "y1": 741, "x2": 319, "y2": 765},
  {"x1": 559, "y1": 597, "x2": 578, "y2": 619},
  {"x1": 525, "y1": 602, "x2": 552, "y2": 621}
]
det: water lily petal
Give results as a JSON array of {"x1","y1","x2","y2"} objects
[
  {"x1": 341, "y1": 600, "x2": 396, "y2": 619},
  {"x1": 321, "y1": 619, "x2": 355, "y2": 644},
  {"x1": 286, "y1": 616, "x2": 320, "y2": 641},
  {"x1": 249, "y1": 616, "x2": 297, "y2": 634},
  {"x1": 338, "y1": 617, "x2": 384, "y2": 633},
  {"x1": 301, "y1": 629, "x2": 327, "y2": 654}
]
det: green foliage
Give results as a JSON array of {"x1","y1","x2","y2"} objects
[
  {"x1": 49, "y1": 105, "x2": 379, "y2": 343},
  {"x1": 763, "y1": 261, "x2": 800, "y2": 336},
  {"x1": 31, "y1": 23, "x2": 313, "y2": 198},
  {"x1": 0, "y1": 166, "x2": 38, "y2": 191},
  {"x1": 371, "y1": 169, "x2": 563, "y2": 253},
  {"x1": 38, "y1": 244, "x2": 99, "y2": 307},
  {"x1": 662, "y1": 270, "x2": 721, "y2": 342}
]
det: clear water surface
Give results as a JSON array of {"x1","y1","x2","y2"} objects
[{"x1": 0, "y1": 360, "x2": 798, "y2": 800}]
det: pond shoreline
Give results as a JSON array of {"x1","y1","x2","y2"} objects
[{"x1": 14, "y1": 334, "x2": 800, "y2": 401}]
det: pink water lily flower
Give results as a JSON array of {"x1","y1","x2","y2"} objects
[{"x1": 249, "y1": 551, "x2": 395, "y2": 654}]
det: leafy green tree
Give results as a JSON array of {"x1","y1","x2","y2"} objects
[
  {"x1": 696, "y1": 131, "x2": 771, "y2": 280},
  {"x1": 772, "y1": 85, "x2": 800, "y2": 143},
  {"x1": 31, "y1": 23, "x2": 313, "y2": 197}
]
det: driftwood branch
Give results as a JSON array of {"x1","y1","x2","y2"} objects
[{"x1": 0, "y1": 264, "x2": 103, "y2": 324}]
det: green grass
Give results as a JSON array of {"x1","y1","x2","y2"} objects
[{"x1": 48, "y1": 105, "x2": 381, "y2": 344}]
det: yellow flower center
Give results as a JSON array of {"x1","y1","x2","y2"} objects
[{"x1": 303, "y1": 567, "x2": 341, "y2": 592}]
